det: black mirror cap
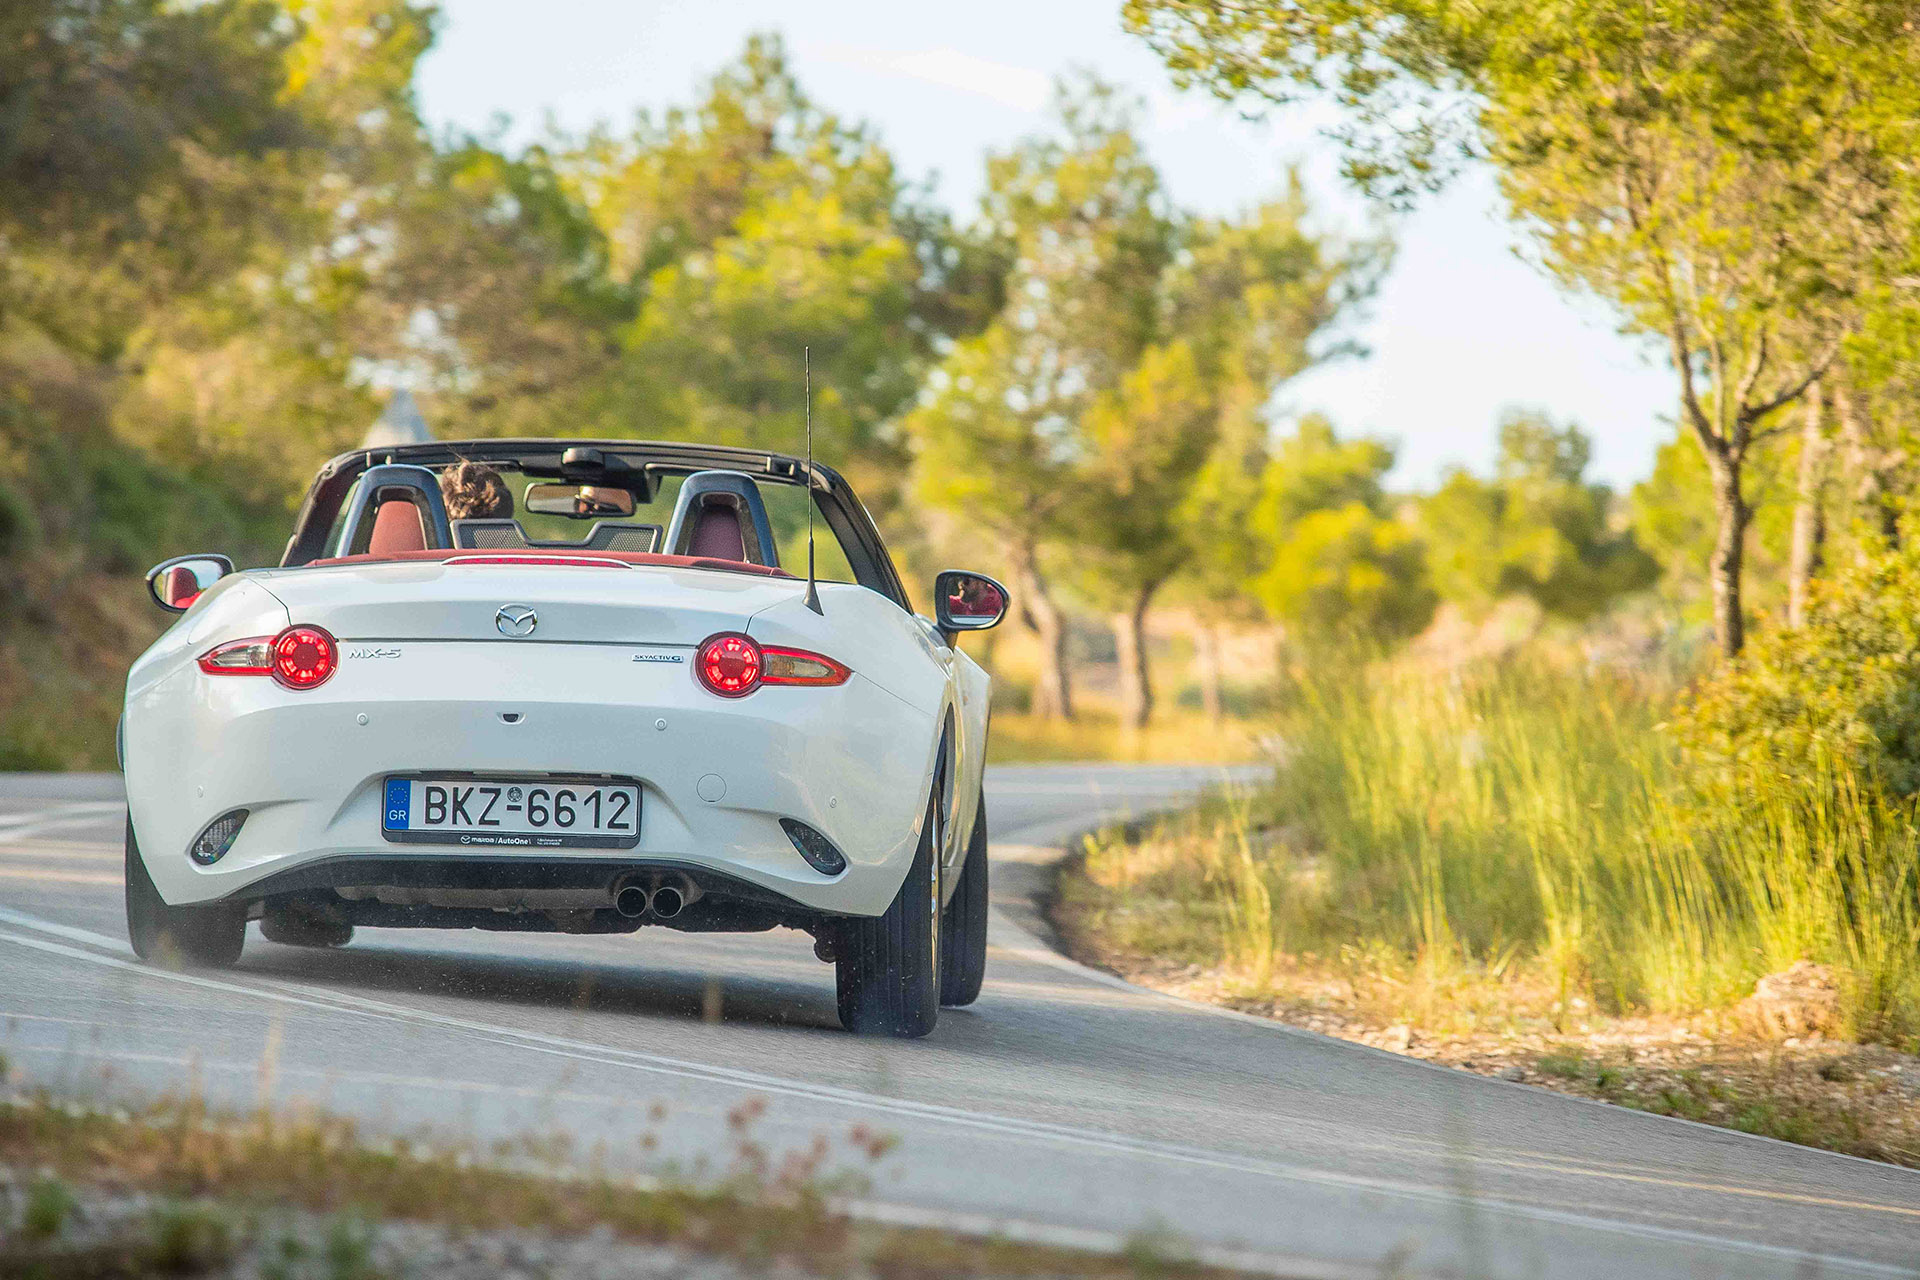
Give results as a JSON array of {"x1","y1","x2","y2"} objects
[
  {"x1": 145, "y1": 553, "x2": 235, "y2": 614},
  {"x1": 934, "y1": 570, "x2": 1010, "y2": 640}
]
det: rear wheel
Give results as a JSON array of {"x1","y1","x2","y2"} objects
[
  {"x1": 125, "y1": 817, "x2": 246, "y2": 968},
  {"x1": 836, "y1": 773, "x2": 944, "y2": 1037},
  {"x1": 939, "y1": 791, "x2": 989, "y2": 1007}
]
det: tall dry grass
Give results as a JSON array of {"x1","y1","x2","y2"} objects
[{"x1": 1133, "y1": 658, "x2": 1920, "y2": 1042}]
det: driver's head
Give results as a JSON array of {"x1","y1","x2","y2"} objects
[{"x1": 441, "y1": 462, "x2": 512, "y2": 520}]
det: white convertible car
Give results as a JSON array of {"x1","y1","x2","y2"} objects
[{"x1": 124, "y1": 440, "x2": 1008, "y2": 1037}]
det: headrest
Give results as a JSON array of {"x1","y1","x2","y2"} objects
[{"x1": 661, "y1": 471, "x2": 779, "y2": 567}]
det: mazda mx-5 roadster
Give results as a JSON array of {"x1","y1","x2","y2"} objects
[{"x1": 123, "y1": 439, "x2": 1008, "y2": 1036}]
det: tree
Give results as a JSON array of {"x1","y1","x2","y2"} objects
[
  {"x1": 1252, "y1": 416, "x2": 1434, "y2": 645},
  {"x1": 1419, "y1": 411, "x2": 1656, "y2": 622},
  {"x1": 906, "y1": 323, "x2": 1079, "y2": 717},
  {"x1": 556, "y1": 35, "x2": 981, "y2": 519},
  {"x1": 1165, "y1": 187, "x2": 1387, "y2": 716},
  {"x1": 906, "y1": 76, "x2": 1172, "y2": 720},
  {"x1": 1125, "y1": 0, "x2": 1920, "y2": 654},
  {"x1": 1074, "y1": 341, "x2": 1216, "y2": 728}
]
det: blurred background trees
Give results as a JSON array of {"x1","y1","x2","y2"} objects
[{"x1": 8, "y1": 0, "x2": 1920, "y2": 764}]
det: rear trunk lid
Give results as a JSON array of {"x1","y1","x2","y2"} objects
[{"x1": 249, "y1": 560, "x2": 805, "y2": 646}]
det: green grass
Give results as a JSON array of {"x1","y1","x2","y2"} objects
[{"x1": 1069, "y1": 655, "x2": 1920, "y2": 1043}]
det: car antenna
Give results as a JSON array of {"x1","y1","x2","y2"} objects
[{"x1": 802, "y1": 346, "x2": 823, "y2": 615}]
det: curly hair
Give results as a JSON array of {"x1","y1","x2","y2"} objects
[{"x1": 440, "y1": 462, "x2": 512, "y2": 520}]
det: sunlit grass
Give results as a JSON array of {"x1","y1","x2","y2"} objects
[{"x1": 1065, "y1": 656, "x2": 1920, "y2": 1044}]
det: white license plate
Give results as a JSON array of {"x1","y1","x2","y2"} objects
[{"x1": 381, "y1": 777, "x2": 641, "y2": 849}]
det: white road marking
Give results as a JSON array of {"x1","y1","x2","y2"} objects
[
  {"x1": 0, "y1": 908, "x2": 1914, "y2": 1278},
  {"x1": 0, "y1": 866, "x2": 119, "y2": 885}
]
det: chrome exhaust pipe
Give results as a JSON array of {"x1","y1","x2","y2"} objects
[
  {"x1": 649, "y1": 884, "x2": 685, "y2": 919},
  {"x1": 613, "y1": 880, "x2": 650, "y2": 919}
]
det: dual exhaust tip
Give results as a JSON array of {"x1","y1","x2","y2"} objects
[{"x1": 613, "y1": 875, "x2": 690, "y2": 920}]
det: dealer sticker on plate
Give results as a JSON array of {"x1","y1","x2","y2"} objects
[{"x1": 381, "y1": 776, "x2": 642, "y2": 849}]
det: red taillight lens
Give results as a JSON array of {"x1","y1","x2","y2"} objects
[
  {"x1": 271, "y1": 625, "x2": 337, "y2": 689},
  {"x1": 198, "y1": 637, "x2": 275, "y2": 676},
  {"x1": 762, "y1": 646, "x2": 852, "y2": 687},
  {"x1": 197, "y1": 625, "x2": 338, "y2": 690},
  {"x1": 696, "y1": 632, "x2": 763, "y2": 697}
]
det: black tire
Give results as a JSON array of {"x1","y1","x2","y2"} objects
[
  {"x1": 939, "y1": 791, "x2": 989, "y2": 1007},
  {"x1": 836, "y1": 779, "x2": 944, "y2": 1037},
  {"x1": 125, "y1": 817, "x2": 246, "y2": 968}
]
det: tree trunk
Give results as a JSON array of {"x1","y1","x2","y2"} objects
[
  {"x1": 1194, "y1": 621, "x2": 1223, "y2": 724},
  {"x1": 1707, "y1": 455, "x2": 1751, "y2": 656},
  {"x1": 1112, "y1": 584, "x2": 1157, "y2": 731},
  {"x1": 1786, "y1": 378, "x2": 1828, "y2": 628},
  {"x1": 1009, "y1": 545, "x2": 1073, "y2": 721},
  {"x1": 1836, "y1": 378, "x2": 1901, "y2": 557}
]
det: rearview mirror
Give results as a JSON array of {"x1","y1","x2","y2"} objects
[
  {"x1": 524, "y1": 482, "x2": 637, "y2": 519},
  {"x1": 146, "y1": 554, "x2": 234, "y2": 613},
  {"x1": 934, "y1": 570, "x2": 1009, "y2": 639}
]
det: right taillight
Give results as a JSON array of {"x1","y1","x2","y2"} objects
[
  {"x1": 694, "y1": 634, "x2": 851, "y2": 697},
  {"x1": 197, "y1": 625, "x2": 337, "y2": 690},
  {"x1": 696, "y1": 633, "x2": 764, "y2": 697}
]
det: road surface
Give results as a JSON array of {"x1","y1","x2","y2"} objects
[{"x1": 3, "y1": 765, "x2": 1918, "y2": 1279}]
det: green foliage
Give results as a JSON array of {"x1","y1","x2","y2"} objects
[
  {"x1": 22, "y1": 1176, "x2": 76, "y2": 1240},
  {"x1": 1251, "y1": 416, "x2": 1434, "y2": 642},
  {"x1": 562, "y1": 34, "x2": 967, "y2": 511},
  {"x1": 1675, "y1": 543, "x2": 1920, "y2": 800},
  {"x1": 1420, "y1": 410, "x2": 1656, "y2": 620},
  {"x1": 1126, "y1": 0, "x2": 1920, "y2": 654},
  {"x1": 1073, "y1": 341, "x2": 1217, "y2": 606},
  {"x1": 1245, "y1": 654, "x2": 1920, "y2": 1038}
]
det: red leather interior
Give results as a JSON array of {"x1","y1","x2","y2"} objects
[
  {"x1": 687, "y1": 504, "x2": 747, "y2": 561},
  {"x1": 368, "y1": 499, "x2": 427, "y2": 556},
  {"x1": 304, "y1": 547, "x2": 794, "y2": 579}
]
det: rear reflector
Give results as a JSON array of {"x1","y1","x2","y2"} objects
[
  {"x1": 780, "y1": 818, "x2": 848, "y2": 876},
  {"x1": 189, "y1": 809, "x2": 248, "y2": 865}
]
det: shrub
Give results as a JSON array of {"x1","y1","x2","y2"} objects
[{"x1": 1675, "y1": 543, "x2": 1920, "y2": 800}]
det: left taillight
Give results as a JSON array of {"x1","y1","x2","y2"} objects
[{"x1": 198, "y1": 625, "x2": 337, "y2": 690}]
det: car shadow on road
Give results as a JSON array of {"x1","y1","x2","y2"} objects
[{"x1": 241, "y1": 931, "x2": 849, "y2": 1036}]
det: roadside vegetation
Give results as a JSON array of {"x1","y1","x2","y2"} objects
[
  {"x1": 1057, "y1": 543, "x2": 1920, "y2": 1162},
  {"x1": 0, "y1": 1086, "x2": 1228, "y2": 1280}
]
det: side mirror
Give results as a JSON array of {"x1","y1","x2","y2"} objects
[
  {"x1": 934, "y1": 570, "x2": 1009, "y2": 642},
  {"x1": 146, "y1": 554, "x2": 234, "y2": 613}
]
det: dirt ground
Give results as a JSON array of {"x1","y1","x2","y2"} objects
[{"x1": 1053, "y1": 899, "x2": 1920, "y2": 1168}]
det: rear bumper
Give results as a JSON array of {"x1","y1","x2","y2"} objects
[
  {"x1": 124, "y1": 640, "x2": 938, "y2": 918},
  {"x1": 237, "y1": 853, "x2": 815, "y2": 933}
]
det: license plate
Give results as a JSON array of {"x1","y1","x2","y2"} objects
[{"x1": 381, "y1": 776, "x2": 641, "y2": 849}]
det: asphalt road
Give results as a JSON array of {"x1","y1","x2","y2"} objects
[{"x1": 4, "y1": 765, "x2": 1919, "y2": 1279}]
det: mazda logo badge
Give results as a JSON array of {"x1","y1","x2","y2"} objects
[{"x1": 495, "y1": 604, "x2": 537, "y2": 638}]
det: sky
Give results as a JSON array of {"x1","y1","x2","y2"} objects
[{"x1": 415, "y1": 0, "x2": 1680, "y2": 491}]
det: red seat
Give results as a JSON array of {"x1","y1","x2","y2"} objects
[
  {"x1": 164, "y1": 565, "x2": 201, "y2": 609},
  {"x1": 687, "y1": 504, "x2": 747, "y2": 562},
  {"x1": 367, "y1": 498, "x2": 427, "y2": 556}
]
